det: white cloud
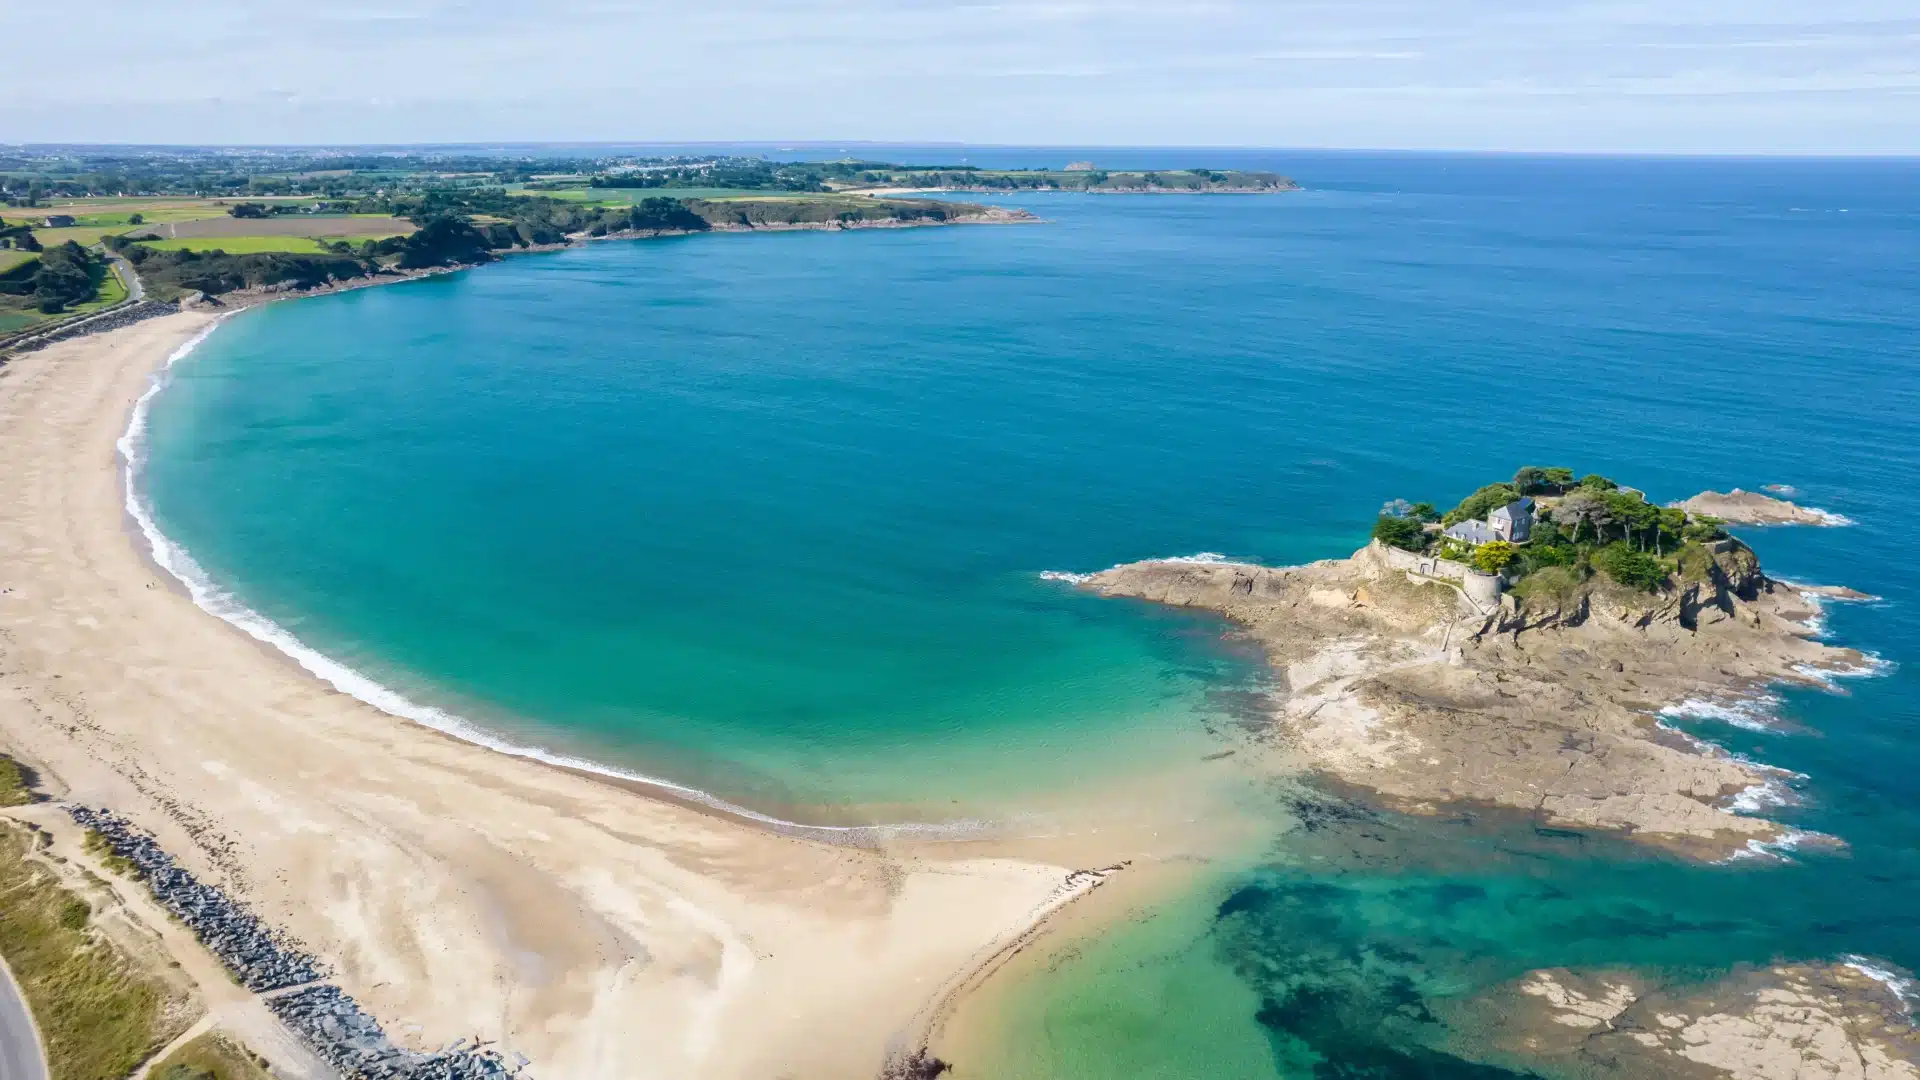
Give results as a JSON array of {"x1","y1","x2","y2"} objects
[{"x1": 0, "y1": 0, "x2": 1914, "y2": 150}]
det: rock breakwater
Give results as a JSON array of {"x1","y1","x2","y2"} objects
[{"x1": 69, "y1": 806, "x2": 520, "y2": 1079}]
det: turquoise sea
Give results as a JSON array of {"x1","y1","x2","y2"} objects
[{"x1": 141, "y1": 150, "x2": 1920, "y2": 1076}]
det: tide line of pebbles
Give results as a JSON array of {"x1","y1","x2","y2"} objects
[{"x1": 67, "y1": 806, "x2": 522, "y2": 1080}]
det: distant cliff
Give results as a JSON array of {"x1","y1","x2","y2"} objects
[{"x1": 844, "y1": 169, "x2": 1299, "y2": 194}]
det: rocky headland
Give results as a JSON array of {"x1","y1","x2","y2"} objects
[
  {"x1": 1071, "y1": 526, "x2": 1872, "y2": 861},
  {"x1": 1675, "y1": 488, "x2": 1853, "y2": 526}
]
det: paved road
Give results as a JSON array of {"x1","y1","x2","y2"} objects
[
  {"x1": 0, "y1": 956, "x2": 47, "y2": 1080},
  {"x1": 107, "y1": 252, "x2": 144, "y2": 302}
]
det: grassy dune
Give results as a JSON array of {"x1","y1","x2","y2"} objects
[
  {"x1": 0, "y1": 824, "x2": 182, "y2": 1080},
  {"x1": 150, "y1": 1033, "x2": 273, "y2": 1080},
  {"x1": 0, "y1": 754, "x2": 29, "y2": 806}
]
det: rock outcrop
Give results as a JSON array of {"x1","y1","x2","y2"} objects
[
  {"x1": 1075, "y1": 540, "x2": 1873, "y2": 859},
  {"x1": 1480, "y1": 963, "x2": 1919, "y2": 1079},
  {"x1": 1674, "y1": 489, "x2": 1852, "y2": 526}
]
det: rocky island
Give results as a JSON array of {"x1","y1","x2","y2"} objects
[
  {"x1": 1064, "y1": 467, "x2": 1878, "y2": 860},
  {"x1": 1673, "y1": 488, "x2": 1853, "y2": 526}
]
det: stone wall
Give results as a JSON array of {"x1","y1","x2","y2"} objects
[
  {"x1": 1463, "y1": 569, "x2": 1504, "y2": 609},
  {"x1": 1369, "y1": 540, "x2": 1474, "y2": 581}
]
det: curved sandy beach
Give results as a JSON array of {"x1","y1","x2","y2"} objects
[{"x1": 0, "y1": 313, "x2": 1089, "y2": 1078}]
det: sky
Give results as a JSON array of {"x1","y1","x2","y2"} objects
[{"x1": 4, "y1": 0, "x2": 1915, "y2": 153}]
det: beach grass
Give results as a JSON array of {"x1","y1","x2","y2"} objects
[
  {"x1": 0, "y1": 754, "x2": 30, "y2": 806},
  {"x1": 141, "y1": 236, "x2": 330, "y2": 255},
  {"x1": 150, "y1": 1032, "x2": 274, "y2": 1080},
  {"x1": 0, "y1": 824, "x2": 177, "y2": 1080}
]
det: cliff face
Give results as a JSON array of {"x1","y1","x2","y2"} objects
[{"x1": 1079, "y1": 541, "x2": 1870, "y2": 860}]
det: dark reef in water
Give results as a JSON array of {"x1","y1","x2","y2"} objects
[{"x1": 1200, "y1": 799, "x2": 1920, "y2": 1079}]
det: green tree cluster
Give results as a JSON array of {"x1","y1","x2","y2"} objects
[
  {"x1": 1371, "y1": 514, "x2": 1427, "y2": 552},
  {"x1": 1592, "y1": 542, "x2": 1668, "y2": 590},
  {"x1": 1471, "y1": 540, "x2": 1518, "y2": 574},
  {"x1": 394, "y1": 216, "x2": 495, "y2": 269},
  {"x1": 1441, "y1": 483, "x2": 1519, "y2": 527},
  {"x1": 0, "y1": 240, "x2": 100, "y2": 312},
  {"x1": 1512, "y1": 466, "x2": 1574, "y2": 495},
  {"x1": 110, "y1": 236, "x2": 370, "y2": 298}
]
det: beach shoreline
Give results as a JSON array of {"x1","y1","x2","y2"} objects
[{"x1": 0, "y1": 311, "x2": 1128, "y2": 1079}]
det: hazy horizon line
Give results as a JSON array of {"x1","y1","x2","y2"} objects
[{"x1": 6, "y1": 141, "x2": 1918, "y2": 160}]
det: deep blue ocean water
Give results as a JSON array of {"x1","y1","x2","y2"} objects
[{"x1": 141, "y1": 150, "x2": 1920, "y2": 1076}]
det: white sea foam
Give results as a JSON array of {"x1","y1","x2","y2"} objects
[
  {"x1": 1794, "y1": 592, "x2": 1832, "y2": 637},
  {"x1": 1040, "y1": 551, "x2": 1230, "y2": 585},
  {"x1": 1726, "y1": 827, "x2": 1821, "y2": 863},
  {"x1": 1728, "y1": 778, "x2": 1793, "y2": 813},
  {"x1": 120, "y1": 320, "x2": 979, "y2": 844},
  {"x1": 1660, "y1": 694, "x2": 1786, "y2": 734},
  {"x1": 1794, "y1": 653, "x2": 1896, "y2": 690},
  {"x1": 1843, "y1": 955, "x2": 1919, "y2": 1015}
]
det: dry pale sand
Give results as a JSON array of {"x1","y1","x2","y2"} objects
[{"x1": 0, "y1": 313, "x2": 1093, "y2": 1079}]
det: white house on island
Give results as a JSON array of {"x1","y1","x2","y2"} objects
[{"x1": 1443, "y1": 496, "x2": 1535, "y2": 547}]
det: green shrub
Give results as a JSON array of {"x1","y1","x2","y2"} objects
[
  {"x1": 1512, "y1": 466, "x2": 1572, "y2": 495},
  {"x1": 1677, "y1": 542, "x2": 1715, "y2": 583},
  {"x1": 1371, "y1": 514, "x2": 1426, "y2": 553},
  {"x1": 1441, "y1": 483, "x2": 1520, "y2": 527},
  {"x1": 1593, "y1": 542, "x2": 1668, "y2": 591},
  {"x1": 1511, "y1": 565, "x2": 1586, "y2": 606},
  {"x1": 58, "y1": 898, "x2": 90, "y2": 930},
  {"x1": 1472, "y1": 540, "x2": 1518, "y2": 575},
  {"x1": 1519, "y1": 542, "x2": 1576, "y2": 576}
]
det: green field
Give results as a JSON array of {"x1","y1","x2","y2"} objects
[
  {"x1": 508, "y1": 186, "x2": 780, "y2": 203},
  {"x1": 0, "y1": 249, "x2": 37, "y2": 273},
  {"x1": 29, "y1": 226, "x2": 122, "y2": 248},
  {"x1": 143, "y1": 236, "x2": 330, "y2": 254}
]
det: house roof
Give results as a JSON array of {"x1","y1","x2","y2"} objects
[
  {"x1": 1444, "y1": 520, "x2": 1498, "y2": 544},
  {"x1": 1489, "y1": 497, "x2": 1535, "y2": 523}
]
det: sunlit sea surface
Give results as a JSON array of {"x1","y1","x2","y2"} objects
[{"x1": 144, "y1": 149, "x2": 1920, "y2": 1076}]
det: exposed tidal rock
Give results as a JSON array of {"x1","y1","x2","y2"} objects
[
  {"x1": 1478, "y1": 963, "x2": 1919, "y2": 1079},
  {"x1": 1674, "y1": 489, "x2": 1853, "y2": 526},
  {"x1": 1078, "y1": 541, "x2": 1870, "y2": 859}
]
